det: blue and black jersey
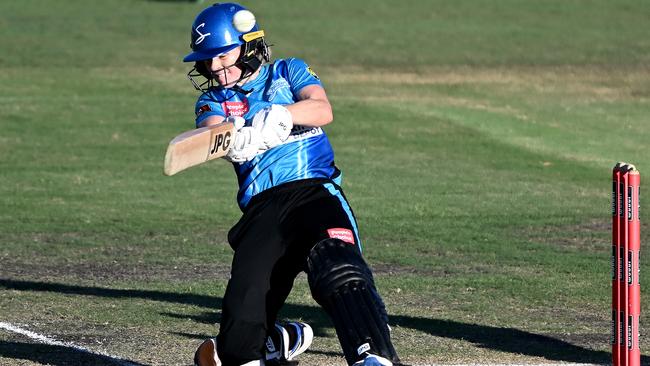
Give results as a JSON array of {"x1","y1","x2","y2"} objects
[{"x1": 193, "y1": 58, "x2": 340, "y2": 210}]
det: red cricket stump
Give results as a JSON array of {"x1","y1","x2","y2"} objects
[
  {"x1": 620, "y1": 165, "x2": 629, "y2": 365},
  {"x1": 612, "y1": 162, "x2": 641, "y2": 366},
  {"x1": 628, "y1": 169, "x2": 640, "y2": 365},
  {"x1": 612, "y1": 163, "x2": 621, "y2": 364}
]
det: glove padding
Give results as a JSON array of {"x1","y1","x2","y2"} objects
[
  {"x1": 251, "y1": 104, "x2": 294, "y2": 149},
  {"x1": 225, "y1": 116, "x2": 266, "y2": 163}
]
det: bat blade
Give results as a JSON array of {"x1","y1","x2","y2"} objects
[{"x1": 163, "y1": 121, "x2": 236, "y2": 176}]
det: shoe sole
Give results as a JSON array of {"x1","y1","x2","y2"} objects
[{"x1": 194, "y1": 338, "x2": 220, "y2": 366}]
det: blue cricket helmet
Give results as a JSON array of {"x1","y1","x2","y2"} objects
[{"x1": 183, "y1": 3, "x2": 260, "y2": 62}]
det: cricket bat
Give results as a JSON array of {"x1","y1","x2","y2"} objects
[{"x1": 163, "y1": 121, "x2": 236, "y2": 176}]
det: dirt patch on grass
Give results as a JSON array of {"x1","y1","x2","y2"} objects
[
  {"x1": 522, "y1": 219, "x2": 610, "y2": 251},
  {"x1": 325, "y1": 64, "x2": 650, "y2": 84},
  {"x1": 2, "y1": 256, "x2": 429, "y2": 283},
  {"x1": 0, "y1": 341, "x2": 122, "y2": 366},
  {"x1": 371, "y1": 262, "x2": 442, "y2": 277},
  {"x1": 1, "y1": 260, "x2": 232, "y2": 283},
  {"x1": 325, "y1": 65, "x2": 650, "y2": 106},
  {"x1": 524, "y1": 219, "x2": 650, "y2": 252}
]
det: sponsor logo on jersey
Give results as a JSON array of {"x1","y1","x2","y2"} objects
[
  {"x1": 222, "y1": 99, "x2": 249, "y2": 117},
  {"x1": 306, "y1": 66, "x2": 320, "y2": 80},
  {"x1": 327, "y1": 228, "x2": 355, "y2": 244},
  {"x1": 196, "y1": 104, "x2": 212, "y2": 117},
  {"x1": 285, "y1": 125, "x2": 323, "y2": 143}
]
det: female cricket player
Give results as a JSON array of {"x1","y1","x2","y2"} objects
[{"x1": 183, "y1": 3, "x2": 401, "y2": 366}]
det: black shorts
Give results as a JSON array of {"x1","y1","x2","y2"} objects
[{"x1": 216, "y1": 178, "x2": 363, "y2": 365}]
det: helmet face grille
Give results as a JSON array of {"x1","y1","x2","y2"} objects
[{"x1": 186, "y1": 37, "x2": 271, "y2": 94}]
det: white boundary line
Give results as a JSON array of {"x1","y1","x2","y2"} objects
[
  {"x1": 0, "y1": 321, "x2": 143, "y2": 366},
  {"x1": 0, "y1": 321, "x2": 605, "y2": 366}
]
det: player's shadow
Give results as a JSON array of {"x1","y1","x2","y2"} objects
[
  {"x1": 1, "y1": 278, "x2": 647, "y2": 364},
  {"x1": 0, "y1": 340, "x2": 148, "y2": 366}
]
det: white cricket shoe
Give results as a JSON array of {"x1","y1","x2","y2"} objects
[
  {"x1": 352, "y1": 353, "x2": 393, "y2": 366},
  {"x1": 265, "y1": 321, "x2": 314, "y2": 363},
  {"x1": 194, "y1": 321, "x2": 313, "y2": 366}
]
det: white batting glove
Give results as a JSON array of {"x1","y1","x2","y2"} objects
[
  {"x1": 224, "y1": 116, "x2": 266, "y2": 163},
  {"x1": 225, "y1": 115, "x2": 246, "y2": 130},
  {"x1": 251, "y1": 104, "x2": 294, "y2": 149}
]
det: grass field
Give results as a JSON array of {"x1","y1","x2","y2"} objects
[{"x1": 1, "y1": 0, "x2": 649, "y2": 365}]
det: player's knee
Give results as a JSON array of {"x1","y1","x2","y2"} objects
[{"x1": 306, "y1": 238, "x2": 374, "y2": 302}]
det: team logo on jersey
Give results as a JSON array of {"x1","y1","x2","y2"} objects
[
  {"x1": 222, "y1": 99, "x2": 249, "y2": 117},
  {"x1": 196, "y1": 104, "x2": 212, "y2": 117},
  {"x1": 194, "y1": 23, "x2": 211, "y2": 45},
  {"x1": 266, "y1": 78, "x2": 290, "y2": 100},
  {"x1": 306, "y1": 66, "x2": 320, "y2": 80},
  {"x1": 327, "y1": 228, "x2": 355, "y2": 244}
]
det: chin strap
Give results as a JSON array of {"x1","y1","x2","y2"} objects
[{"x1": 230, "y1": 84, "x2": 254, "y2": 95}]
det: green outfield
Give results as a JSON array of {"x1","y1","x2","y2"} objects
[{"x1": 1, "y1": 0, "x2": 649, "y2": 365}]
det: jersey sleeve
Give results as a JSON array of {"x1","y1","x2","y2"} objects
[
  {"x1": 194, "y1": 93, "x2": 226, "y2": 127},
  {"x1": 284, "y1": 58, "x2": 323, "y2": 98}
]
